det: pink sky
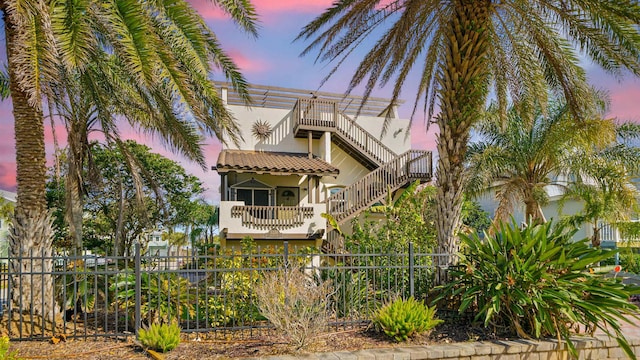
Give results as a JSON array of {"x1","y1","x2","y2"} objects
[{"x1": 0, "y1": 2, "x2": 639, "y2": 202}]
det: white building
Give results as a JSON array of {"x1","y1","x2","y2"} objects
[{"x1": 213, "y1": 83, "x2": 432, "y2": 251}]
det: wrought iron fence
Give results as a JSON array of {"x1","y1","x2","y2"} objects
[{"x1": 0, "y1": 242, "x2": 454, "y2": 341}]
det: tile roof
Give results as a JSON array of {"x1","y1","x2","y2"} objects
[{"x1": 215, "y1": 150, "x2": 339, "y2": 176}]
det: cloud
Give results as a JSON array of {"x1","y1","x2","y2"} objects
[
  {"x1": 226, "y1": 50, "x2": 270, "y2": 73},
  {"x1": 0, "y1": 162, "x2": 16, "y2": 191},
  {"x1": 608, "y1": 85, "x2": 640, "y2": 122},
  {"x1": 252, "y1": 0, "x2": 333, "y2": 13},
  {"x1": 189, "y1": 2, "x2": 228, "y2": 21}
]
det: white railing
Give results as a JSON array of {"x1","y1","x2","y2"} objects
[
  {"x1": 231, "y1": 205, "x2": 314, "y2": 230},
  {"x1": 599, "y1": 220, "x2": 640, "y2": 244}
]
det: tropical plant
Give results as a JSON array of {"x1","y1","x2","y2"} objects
[
  {"x1": 436, "y1": 220, "x2": 640, "y2": 359},
  {"x1": 1, "y1": 0, "x2": 257, "y2": 318},
  {"x1": 111, "y1": 272, "x2": 196, "y2": 327},
  {"x1": 467, "y1": 99, "x2": 640, "y2": 228},
  {"x1": 0, "y1": 336, "x2": 21, "y2": 360},
  {"x1": 254, "y1": 266, "x2": 331, "y2": 351},
  {"x1": 373, "y1": 297, "x2": 442, "y2": 342},
  {"x1": 297, "y1": 0, "x2": 640, "y2": 270},
  {"x1": 138, "y1": 322, "x2": 181, "y2": 353}
]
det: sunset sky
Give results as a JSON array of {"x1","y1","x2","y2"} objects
[{"x1": 0, "y1": 0, "x2": 639, "y2": 202}]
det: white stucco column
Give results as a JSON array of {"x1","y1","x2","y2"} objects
[
  {"x1": 320, "y1": 131, "x2": 331, "y2": 163},
  {"x1": 221, "y1": 87, "x2": 228, "y2": 105}
]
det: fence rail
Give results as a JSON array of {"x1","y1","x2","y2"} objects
[{"x1": 0, "y1": 243, "x2": 453, "y2": 341}]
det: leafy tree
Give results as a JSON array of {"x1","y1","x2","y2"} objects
[
  {"x1": 352, "y1": 181, "x2": 437, "y2": 250},
  {"x1": 460, "y1": 197, "x2": 491, "y2": 235},
  {"x1": 466, "y1": 99, "x2": 640, "y2": 231},
  {"x1": 189, "y1": 201, "x2": 219, "y2": 246},
  {"x1": 297, "y1": 0, "x2": 640, "y2": 267},
  {"x1": 0, "y1": 196, "x2": 13, "y2": 223},
  {"x1": 48, "y1": 141, "x2": 206, "y2": 255},
  {"x1": 1, "y1": 0, "x2": 257, "y2": 319}
]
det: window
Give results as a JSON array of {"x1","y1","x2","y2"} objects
[{"x1": 231, "y1": 178, "x2": 274, "y2": 206}]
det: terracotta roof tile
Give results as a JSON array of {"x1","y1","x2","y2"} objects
[{"x1": 215, "y1": 150, "x2": 339, "y2": 176}]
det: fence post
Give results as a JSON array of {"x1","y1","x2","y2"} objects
[
  {"x1": 134, "y1": 242, "x2": 141, "y2": 336},
  {"x1": 408, "y1": 242, "x2": 414, "y2": 298},
  {"x1": 283, "y1": 241, "x2": 289, "y2": 267}
]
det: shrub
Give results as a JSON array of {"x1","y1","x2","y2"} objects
[
  {"x1": 436, "y1": 221, "x2": 640, "y2": 359},
  {"x1": 138, "y1": 322, "x2": 181, "y2": 353},
  {"x1": 254, "y1": 266, "x2": 331, "y2": 351},
  {"x1": 111, "y1": 273, "x2": 196, "y2": 326},
  {"x1": 373, "y1": 297, "x2": 442, "y2": 342},
  {"x1": 0, "y1": 336, "x2": 21, "y2": 360}
]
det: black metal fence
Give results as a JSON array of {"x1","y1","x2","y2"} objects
[{"x1": 0, "y1": 242, "x2": 454, "y2": 341}]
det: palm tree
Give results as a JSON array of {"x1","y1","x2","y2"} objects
[
  {"x1": 296, "y1": 1, "x2": 640, "y2": 260},
  {"x1": 560, "y1": 123, "x2": 640, "y2": 247},
  {"x1": 1, "y1": 0, "x2": 257, "y2": 321},
  {"x1": 466, "y1": 100, "x2": 640, "y2": 233}
]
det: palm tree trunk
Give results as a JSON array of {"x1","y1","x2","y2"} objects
[
  {"x1": 2, "y1": 4, "x2": 59, "y2": 324},
  {"x1": 115, "y1": 177, "x2": 126, "y2": 256},
  {"x1": 65, "y1": 121, "x2": 85, "y2": 251},
  {"x1": 524, "y1": 197, "x2": 546, "y2": 225},
  {"x1": 435, "y1": 1, "x2": 490, "y2": 282},
  {"x1": 591, "y1": 223, "x2": 601, "y2": 248}
]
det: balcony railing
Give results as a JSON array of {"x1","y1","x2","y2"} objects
[
  {"x1": 230, "y1": 205, "x2": 315, "y2": 230},
  {"x1": 293, "y1": 98, "x2": 337, "y2": 130},
  {"x1": 599, "y1": 220, "x2": 640, "y2": 246}
]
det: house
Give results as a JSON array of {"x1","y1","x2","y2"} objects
[
  {"x1": 213, "y1": 83, "x2": 432, "y2": 251},
  {"x1": 0, "y1": 189, "x2": 16, "y2": 262},
  {"x1": 477, "y1": 180, "x2": 640, "y2": 250}
]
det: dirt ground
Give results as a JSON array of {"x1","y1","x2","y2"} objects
[{"x1": 7, "y1": 322, "x2": 496, "y2": 360}]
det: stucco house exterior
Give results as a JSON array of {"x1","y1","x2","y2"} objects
[{"x1": 213, "y1": 83, "x2": 432, "y2": 251}]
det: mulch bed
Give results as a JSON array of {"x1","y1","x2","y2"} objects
[{"x1": 8, "y1": 322, "x2": 497, "y2": 360}]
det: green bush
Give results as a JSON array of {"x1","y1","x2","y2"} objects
[
  {"x1": 436, "y1": 221, "x2": 640, "y2": 359},
  {"x1": 138, "y1": 322, "x2": 181, "y2": 353},
  {"x1": 373, "y1": 297, "x2": 442, "y2": 342},
  {"x1": 111, "y1": 273, "x2": 196, "y2": 326},
  {"x1": 0, "y1": 336, "x2": 21, "y2": 360}
]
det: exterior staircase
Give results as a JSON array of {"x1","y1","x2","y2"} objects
[{"x1": 293, "y1": 98, "x2": 433, "y2": 251}]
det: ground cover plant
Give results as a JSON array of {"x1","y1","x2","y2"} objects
[
  {"x1": 138, "y1": 322, "x2": 181, "y2": 353},
  {"x1": 437, "y1": 220, "x2": 640, "y2": 358},
  {"x1": 373, "y1": 297, "x2": 442, "y2": 342}
]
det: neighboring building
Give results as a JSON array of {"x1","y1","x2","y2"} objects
[
  {"x1": 213, "y1": 83, "x2": 432, "y2": 250},
  {"x1": 477, "y1": 180, "x2": 640, "y2": 249},
  {"x1": 145, "y1": 230, "x2": 169, "y2": 257},
  {"x1": 0, "y1": 190, "x2": 16, "y2": 261}
]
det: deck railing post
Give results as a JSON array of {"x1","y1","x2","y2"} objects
[{"x1": 134, "y1": 242, "x2": 141, "y2": 335}]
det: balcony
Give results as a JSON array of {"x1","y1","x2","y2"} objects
[
  {"x1": 599, "y1": 220, "x2": 640, "y2": 248},
  {"x1": 219, "y1": 202, "x2": 326, "y2": 241}
]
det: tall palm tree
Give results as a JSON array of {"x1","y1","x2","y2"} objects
[
  {"x1": 1, "y1": 0, "x2": 257, "y2": 321},
  {"x1": 466, "y1": 100, "x2": 640, "y2": 231},
  {"x1": 297, "y1": 1, "x2": 640, "y2": 260}
]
